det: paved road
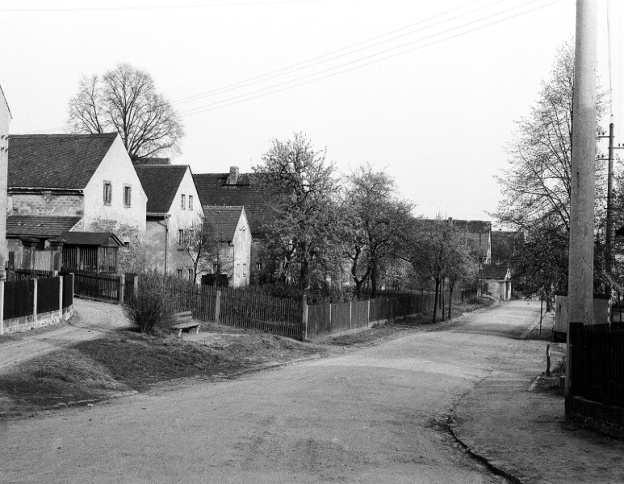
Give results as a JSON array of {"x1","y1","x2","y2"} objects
[
  {"x1": 0, "y1": 299, "x2": 129, "y2": 373},
  {"x1": 0, "y1": 300, "x2": 540, "y2": 483}
]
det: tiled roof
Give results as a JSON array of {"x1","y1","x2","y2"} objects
[
  {"x1": 193, "y1": 173, "x2": 275, "y2": 237},
  {"x1": 133, "y1": 157, "x2": 171, "y2": 165},
  {"x1": 8, "y1": 133, "x2": 117, "y2": 189},
  {"x1": 135, "y1": 164, "x2": 188, "y2": 213},
  {"x1": 203, "y1": 206, "x2": 245, "y2": 242},
  {"x1": 6, "y1": 215, "x2": 81, "y2": 238},
  {"x1": 483, "y1": 263, "x2": 510, "y2": 280},
  {"x1": 61, "y1": 231, "x2": 124, "y2": 247}
]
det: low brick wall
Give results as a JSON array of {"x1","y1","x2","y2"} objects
[{"x1": 3, "y1": 305, "x2": 74, "y2": 335}]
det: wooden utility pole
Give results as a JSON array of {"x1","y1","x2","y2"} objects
[
  {"x1": 605, "y1": 122, "x2": 615, "y2": 277},
  {"x1": 567, "y1": 0, "x2": 598, "y2": 396}
]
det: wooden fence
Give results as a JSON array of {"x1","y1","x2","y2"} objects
[
  {"x1": 1, "y1": 274, "x2": 74, "y2": 335},
  {"x1": 569, "y1": 322, "x2": 624, "y2": 408}
]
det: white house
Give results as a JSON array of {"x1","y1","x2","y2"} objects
[
  {"x1": 136, "y1": 164, "x2": 204, "y2": 279},
  {"x1": 7, "y1": 132, "x2": 147, "y2": 272}
]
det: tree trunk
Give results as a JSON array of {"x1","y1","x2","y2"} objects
[
  {"x1": 433, "y1": 277, "x2": 440, "y2": 323},
  {"x1": 448, "y1": 281, "x2": 454, "y2": 320},
  {"x1": 440, "y1": 279, "x2": 445, "y2": 321}
]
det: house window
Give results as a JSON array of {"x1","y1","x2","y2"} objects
[
  {"x1": 181, "y1": 194, "x2": 186, "y2": 210},
  {"x1": 178, "y1": 229, "x2": 184, "y2": 245},
  {"x1": 177, "y1": 268, "x2": 183, "y2": 278},
  {"x1": 103, "y1": 181, "x2": 112, "y2": 205},
  {"x1": 189, "y1": 195, "x2": 193, "y2": 210},
  {"x1": 123, "y1": 185, "x2": 132, "y2": 207},
  {"x1": 242, "y1": 263, "x2": 247, "y2": 278},
  {"x1": 188, "y1": 268, "x2": 193, "y2": 280}
]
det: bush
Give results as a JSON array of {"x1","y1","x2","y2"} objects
[{"x1": 124, "y1": 282, "x2": 172, "y2": 333}]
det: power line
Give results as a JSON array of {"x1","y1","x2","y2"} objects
[
  {"x1": 174, "y1": 0, "x2": 499, "y2": 104},
  {"x1": 182, "y1": 0, "x2": 561, "y2": 115}
]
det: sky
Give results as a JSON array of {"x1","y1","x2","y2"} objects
[{"x1": 1, "y1": 0, "x2": 622, "y2": 222}]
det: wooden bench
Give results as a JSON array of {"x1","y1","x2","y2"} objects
[{"x1": 170, "y1": 311, "x2": 200, "y2": 337}]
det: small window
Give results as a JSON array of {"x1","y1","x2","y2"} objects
[
  {"x1": 181, "y1": 194, "x2": 186, "y2": 210},
  {"x1": 103, "y1": 181, "x2": 112, "y2": 205},
  {"x1": 123, "y1": 185, "x2": 132, "y2": 207},
  {"x1": 242, "y1": 263, "x2": 247, "y2": 278},
  {"x1": 188, "y1": 268, "x2": 193, "y2": 280},
  {"x1": 178, "y1": 229, "x2": 184, "y2": 245},
  {"x1": 177, "y1": 269, "x2": 183, "y2": 278},
  {"x1": 189, "y1": 195, "x2": 193, "y2": 210}
]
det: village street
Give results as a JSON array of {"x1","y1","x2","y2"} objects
[{"x1": 0, "y1": 301, "x2": 550, "y2": 483}]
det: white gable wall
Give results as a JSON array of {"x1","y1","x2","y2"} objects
[{"x1": 81, "y1": 135, "x2": 147, "y2": 239}]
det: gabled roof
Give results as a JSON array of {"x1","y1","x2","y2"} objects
[
  {"x1": 8, "y1": 133, "x2": 117, "y2": 189},
  {"x1": 6, "y1": 215, "x2": 80, "y2": 238},
  {"x1": 483, "y1": 263, "x2": 510, "y2": 280},
  {"x1": 61, "y1": 231, "x2": 124, "y2": 247},
  {"x1": 203, "y1": 205, "x2": 246, "y2": 242},
  {"x1": 193, "y1": 172, "x2": 274, "y2": 237},
  {"x1": 135, "y1": 164, "x2": 189, "y2": 213}
]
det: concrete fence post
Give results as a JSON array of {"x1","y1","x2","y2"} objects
[
  {"x1": 215, "y1": 290, "x2": 221, "y2": 323},
  {"x1": 118, "y1": 274, "x2": 125, "y2": 305},
  {"x1": 329, "y1": 302, "x2": 332, "y2": 330},
  {"x1": 349, "y1": 300, "x2": 352, "y2": 329},
  {"x1": 133, "y1": 275, "x2": 139, "y2": 300},
  {"x1": 0, "y1": 279, "x2": 4, "y2": 336},
  {"x1": 33, "y1": 278, "x2": 38, "y2": 324},
  {"x1": 367, "y1": 299, "x2": 371, "y2": 326},
  {"x1": 302, "y1": 294, "x2": 309, "y2": 340},
  {"x1": 58, "y1": 275, "x2": 63, "y2": 320}
]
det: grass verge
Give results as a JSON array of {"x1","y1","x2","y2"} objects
[{"x1": 0, "y1": 328, "x2": 325, "y2": 418}]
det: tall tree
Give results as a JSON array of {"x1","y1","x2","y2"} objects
[
  {"x1": 68, "y1": 64, "x2": 184, "y2": 161},
  {"x1": 254, "y1": 133, "x2": 342, "y2": 290},
  {"x1": 180, "y1": 217, "x2": 219, "y2": 284},
  {"x1": 495, "y1": 42, "x2": 604, "y2": 232},
  {"x1": 342, "y1": 165, "x2": 412, "y2": 296}
]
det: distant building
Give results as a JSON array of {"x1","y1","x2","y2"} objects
[
  {"x1": 482, "y1": 263, "x2": 512, "y2": 300},
  {"x1": 135, "y1": 164, "x2": 203, "y2": 279},
  {"x1": 203, "y1": 205, "x2": 251, "y2": 287},
  {"x1": 0, "y1": 85, "x2": 11, "y2": 275},
  {"x1": 7, "y1": 133, "x2": 147, "y2": 272},
  {"x1": 421, "y1": 218, "x2": 492, "y2": 264},
  {"x1": 491, "y1": 230, "x2": 524, "y2": 266},
  {"x1": 194, "y1": 166, "x2": 276, "y2": 279}
]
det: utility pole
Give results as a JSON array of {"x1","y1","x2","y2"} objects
[{"x1": 566, "y1": 0, "x2": 598, "y2": 396}]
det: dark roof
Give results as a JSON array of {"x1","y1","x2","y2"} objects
[
  {"x1": 60, "y1": 231, "x2": 124, "y2": 247},
  {"x1": 135, "y1": 164, "x2": 188, "y2": 213},
  {"x1": 193, "y1": 173, "x2": 274, "y2": 237},
  {"x1": 6, "y1": 215, "x2": 80, "y2": 238},
  {"x1": 133, "y1": 157, "x2": 171, "y2": 165},
  {"x1": 491, "y1": 230, "x2": 524, "y2": 265},
  {"x1": 203, "y1": 206, "x2": 245, "y2": 242},
  {"x1": 449, "y1": 219, "x2": 492, "y2": 233},
  {"x1": 8, "y1": 133, "x2": 117, "y2": 189},
  {"x1": 483, "y1": 263, "x2": 510, "y2": 280}
]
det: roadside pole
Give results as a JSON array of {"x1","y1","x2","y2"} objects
[{"x1": 566, "y1": 0, "x2": 598, "y2": 398}]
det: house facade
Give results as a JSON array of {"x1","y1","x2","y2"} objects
[
  {"x1": 0, "y1": 85, "x2": 11, "y2": 273},
  {"x1": 194, "y1": 167, "x2": 275, "y2": 280},
  {"x1": 483, "y1": 263, "x2": 512, "y2": 300},
  {"x1": 203, "y1": 205, "x2": 252, "y2": 287},
  {"x1": 7, "y1": 133, "x2": 147, "y2": 272},
  {"x1": 136, "y1": 164, "x2": 204, "y2": 279}
]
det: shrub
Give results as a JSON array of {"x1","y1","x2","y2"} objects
[{"x1": 124, "y1": 282, "x2": 172, "y2": 333}]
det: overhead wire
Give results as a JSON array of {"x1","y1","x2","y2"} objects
[{"x1": 182, "y1": 0, "x2": 562, "y2": 115}]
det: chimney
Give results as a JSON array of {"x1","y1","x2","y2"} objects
[{"x1": 227, "y1": 166, "x2": 239, "y2": 185}]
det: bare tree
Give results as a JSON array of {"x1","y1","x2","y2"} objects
[
  {"x1": 68, "y1": 64, "x2": 184, "y2": 161},
  {"x1": 181, "y1": 218, "x2": 219, "y2": 284}
]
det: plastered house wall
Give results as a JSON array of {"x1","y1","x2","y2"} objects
[
  {"x1": 143, "y1": 168, "x2": 203, "y2": 278},
  {"x1": 80, "y1": 135, "x2": 147, "y2": 239}
]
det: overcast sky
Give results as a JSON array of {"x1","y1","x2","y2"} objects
[{"x1": 1, "y1": 0, "x2": 622, "y2": 221}]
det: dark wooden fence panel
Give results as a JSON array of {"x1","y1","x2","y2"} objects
[
  {"x1": 37, "y1": 277, "x2": 59, "y2": 314},
  {"x1": 308, "y1": 303, "x2": 331, "y2": 336},
  {"x1": 62, "y1": 274, "x2": 74, "y2": 309},
  {"x1": 331, "y1": 302, "x2": 351, "y2": 332},
  {"x1": 4, "y1": 279, "x2": 34, "y2": 320},
  {"x1": 351, "y1": 300, "x2": 369, "y2": 328},
  {"x1": 124, "y1": 273, "x2": 136, "y2": 303},
  {"x1": 569, "y1": 323, "x2": 624, "y2": 408},
  {"x1": 73, "y1": 272, "x2": 119, "y2": 301}
]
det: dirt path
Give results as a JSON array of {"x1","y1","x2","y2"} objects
[
  {"x1": 0, "y1": 300, "x2": 542, "y2": 483},
  {"x1": 0, "y1": 299, "x2": 129, "y2": 373}
]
